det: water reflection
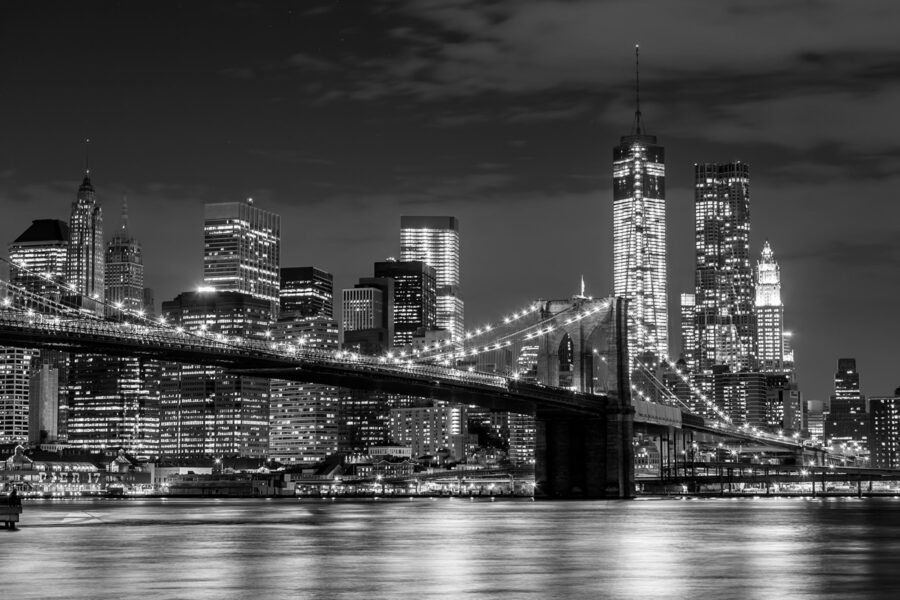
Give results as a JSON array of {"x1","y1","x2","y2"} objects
[{"x1": 3, "y1": 497, "x2": 900, "y2": 599}]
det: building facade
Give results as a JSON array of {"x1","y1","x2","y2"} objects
[
  {"x1": 693, "y1": 161, "x2": 754, "y2": 372},
  {"x1": 203, "y1": 199, "x2": 281, "y2": 318},
  {"x1": 388, "y1": 404, "x2": 467, "y2": 460},
  {"x1": 280, "y1": 266, "x2": 333, "y2": 319},
  {"x1": 105, "y1": 199, "x2": 145, "y2": 315},
  {"x1": 373, "y1": 260, "x2": 436, "y2": 349},
  {"x1": 65, "y1": 173, "x2": 104, "y2": 313},
  {"x1": 755, "y1": 240, "x2": 785, "y2": 374},
  {"x1": 400, "y1": 216, "x2": 463, "y2": 341},
  {"x1": 869, "y1": 391, "x2": 900, "y2": 469},
  {"x1": 159, "y1": 291, "x2": 271, "y2": 459},
  {"x1": 825, "y1": 358, "x2": 867, "y2": 455}
]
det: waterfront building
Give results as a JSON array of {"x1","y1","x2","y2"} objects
[
  {"x1": 65, "y1": 171, "x2": 104, "y2": 314},
  {"x1": 388, "y1": 404, "x2": 467, "y2": 460},
  {"x1": 280, "y1": 266, "x2": 333, "y2": 318},
  {"x1": 203, "y1": 198, "x2": 280, "y2": 318},
  {"x1": 755, "y1": 240, "x2": 785, "y2": 374},
  {"x1": 693, "y1": 161, "x2": 754, "y2": 372},
  {"x1": 400, "y1": 216, "x2": 463, "y2": 341},
  {"x1": 869, "y1": 390, "x2": 900, "y2": 468},
  {"x1": 269, "y1": 315, "x2": 340, "y2": 465},
  {"x1": 825, "y1": 358, "x2": 867, "y2": 455},
  {"x1": 159, "y1": 291, "x2": 271, "y2": 459},
  {"x1": 612, "y1": 54, "x2": 667, "y2": 359},
  {"x1": 373, "y1": 259, "x2": 436, "y2": 349}
]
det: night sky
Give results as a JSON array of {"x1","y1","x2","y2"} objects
[{"x1": 1, "y1": 1, "x2": 898, "y2": 403}]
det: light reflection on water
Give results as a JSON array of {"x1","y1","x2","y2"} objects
[{"x1": 3, "y1": 497, "x2": 900, "y2": 599}]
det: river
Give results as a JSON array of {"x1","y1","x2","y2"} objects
[{"x1": 3, "y1": 496, "x2": 900, "y2": 599}]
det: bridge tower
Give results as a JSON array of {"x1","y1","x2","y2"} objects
[{"x1": 532, "y1": 296, "x2": 634, "y2": 499}]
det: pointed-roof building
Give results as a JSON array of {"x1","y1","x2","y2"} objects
[
  {"x1": 65, "y1": 170, "x2": 104, "y2": 313},
  {"x1": 755, "y1": 239, "x2": 784, "y2": 374}
]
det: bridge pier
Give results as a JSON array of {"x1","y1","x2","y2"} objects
[{"x1": 534, "y1": 412, "x2": 634, "y2": 499}]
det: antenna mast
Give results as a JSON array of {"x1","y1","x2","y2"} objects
[{"x1": 634, "y1": 44, "x2": 642, "y2": 135}]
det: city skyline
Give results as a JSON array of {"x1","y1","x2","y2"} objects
[{"x1": 2, "y1": 1, "x2": 900, "y2": 404}]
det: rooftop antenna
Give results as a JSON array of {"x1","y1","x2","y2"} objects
[
  {"x1": 84, "y1": 137, "x2": 91, "y2": 176},
  {"x1": 633, "y1": 44, "x2": 642, "y2": 135}
]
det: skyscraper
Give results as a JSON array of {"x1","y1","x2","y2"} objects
[
  {"x1": 680, "y1": 293, "x2": 697, "y2": 372},
  {"x1": 159, "y1": 291, "x2": 272, "y2": 458},
  {"x1": 69, "y1": 201, "x2": 159, "y2": 454},
  {"x1": 869, "y1": 389, "x2": 900, "y2": 468},
  {"x1": 694, "y1": 161, "x2": 754, "y2": 372},
  {"x1": 400, "y1": 216, "x2": 463, "y2": 341},
  {"x1": 374, "y1": 259, "x2": 436, "y2": 349},
  {"x1": 65, "y1": 171, "x2": 104, "y2": 313},
  {"x1": 825, "y1": 358, "x2": 867, "y2": 454},
  {"x1": 203, "y1": 198, "x2": 280, "y2": 318},
  {"x1": 280, "y1": 266, "x2": 333, "y2": 318},
  {"x1": 269, "y1": 316, "x2": 340, "y2": 465},
  {"x1": 105, "y1": 198, "x2": 145, "y2": 315},
  {"x1": 612, "y1": 49, "x2": 667, "y2": 359},
  {"x1": 755, "y1": 240, "x2": 784, "y2": 374},
  {"x1": 2, "y1": 220, "x2": 70, "y2": 443}
]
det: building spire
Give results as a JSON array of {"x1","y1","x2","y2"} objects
[
  {"x1": 84, "y1": 137, "x2": 91, "y2": 176},
  {"x1": 121, "y1": 195, "x2": 129, "y2": 233},
  {"x1": 633, "y1": 44, "x2": 642, "y2": 135}
]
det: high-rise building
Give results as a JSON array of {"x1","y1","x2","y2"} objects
[
  {"x1": 280, "y1": 266, "x2": 333, "y2": 318},
  {"x1": 613, "y1": 52, "x2": 667, "y2": 359},
  {"x1": 4, "y1": 219, "x2": 69, "y2": 444},
  {"x1": 806, "y1": 399, "x2": 825, "y2": 441},
  {"x1": 9, "y1": 219, "x2": 69, "y2": 301},
  {"x1": 400, "y1": 216, "x2": 463, "y2": 341},
  {"x1": 159, "y1": 291, "x2": 271, "y2": 458},
  {"x1": 269, "y1": 316, "x2": 340, "y2": 465},
  {"x1": 869, "y1": 389, "x2": 900, "y2": 468},
  {"x1": 342, "y1": 277, "x2": 394, "y2": 355},
  {"x1": 680, "y1": 293, "x2": 697, "y2": 372},
  {"x1": 28, "y1": 364, "x2": 59, "y2": 445},
  {"x1": 105, "y1": 198, "x2": 145, "y2": 315},
  {"x1": 694, "y1": 161, "x2": 754, "y2": 372},
  {"x1": 341, "y1": 287, "x2": 385, "y2": 333},
  {"x1": 755, "y1": 240, "x2": 784, "y2": 374},
  {"x1": 65, "y1": 172, "x2": 104, "y2": 313},
  {"x1": 825, "y1": 358, "x2": 867, "y2": 455},
  {"x1": 374, "y1": 260, "x2": 436, "y2": 349},
  {"x1": 203, "y1": 198, "x2": 280, "y2": 318},
  {"x1": 68, "y1": 198, "x2": 160, "y2": 455}
]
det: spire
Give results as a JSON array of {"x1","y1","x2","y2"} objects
[
  {"x1": 633, "y1": 44, "x2": 642, "y2": 135},
  {"x1": 121, "y1": 195, "x2": 129, "y2": 233},
  {"x1": 761, "y1": 238, "x2": 774, "y2": 262},
  {"x1": 84, "y1": 137, "x2": 91, "y2": 177}
]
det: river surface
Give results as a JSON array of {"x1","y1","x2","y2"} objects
[{"x1": 4, "y1": 496, "x2": 900, "y2": 599}]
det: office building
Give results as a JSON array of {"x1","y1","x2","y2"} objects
[
  {"x1": 869, "y1": 390, "x2": 900, "y2": 468},
  {"x1": 374, "y1": 259, "x2": 436, "y2": 349},
  {"x1": 612, "y1": 55, "x2": 667, "y2": 359},
  {"x1": 65, "y1": 171, "x2": 104, "y2": 313},
  {"x1": 159, "y1": 291, "x2": 271, "y2": 458},
  {"x1": 280, "y1": 266, "x2": 333, "y2": 318},
  {"x1": 342, "y1": 277, "x2": 394, "y2": 355},
  {"x1": 680, "y1": 293, "x2": 697, "y2": 372},
  {"x1": 755, "y1": 240, "x2": 784, "y2": 374},
  {"x1": 400, "y1": 216, "x2": 463, "y2": 341},
  {"x1": 825, "y1": 358, "x2": 867, "y2": 454},
  {"x1": 203, "y1": 198, "x2": 280, "y2": 318},
  {"x1": 694, "y1": 161, "x2": 754, "y2": 371},
  {"x1": 269, "y1": 316, "x2": 340, "y2": 464},
  {"x1": 28, "y1": 364, "x2": 59, "y2": 445}
]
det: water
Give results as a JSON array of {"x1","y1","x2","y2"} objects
[{"x1": 4, "y1": 497, "x2": 900, "y2": 599}]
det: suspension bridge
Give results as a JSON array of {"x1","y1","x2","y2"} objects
[{"x1": 0, "y1": 258, "x2": 831, "y2": 498}]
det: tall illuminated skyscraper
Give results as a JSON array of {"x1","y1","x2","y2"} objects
[
  {"x1": 826, "y1": 358, "x2": 867, "y2": 456},
  {"x1": 400, "y1": 216, "x2": 463, "y2": 341},
  {"x1": 203, "y1": 198, "x2": 280, "y2": 319},
  {"x1": 65, "y1": 171, "x2": 104, "y2": 313},
  {"x1": 280, "y1": 266, "x2": 333, "y2": 318},
  {"x1": 755, "y1": 240, "x2": 784, "y2": 374},
  {"x1": 613, "y1": 48, "x2": 667, "y2": 359},
  {"x1": 694, "y1": 161, "x2": 754, "y2": 372},
  {"x1": 680, "y1": 293, "x2": 697, "y2": 372},
  {"x1": 374, "y1": 259, "x2": 436, "y2": 349}
]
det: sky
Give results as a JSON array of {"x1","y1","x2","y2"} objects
[{"x1": 1, "y1": 0, "x2": 899, "y2": 403}]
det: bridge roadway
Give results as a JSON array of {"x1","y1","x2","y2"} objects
[{"x1": 0, "y1": 309, "x2": 622, "y2": 418}]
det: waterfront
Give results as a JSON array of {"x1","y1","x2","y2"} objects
[{"x1": 3, "y1": 497, "x2": 900, "y2": 598}]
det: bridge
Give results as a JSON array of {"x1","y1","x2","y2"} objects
[{"x1": 0, "y1": 263, "x2": 834, "y2": 499}]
